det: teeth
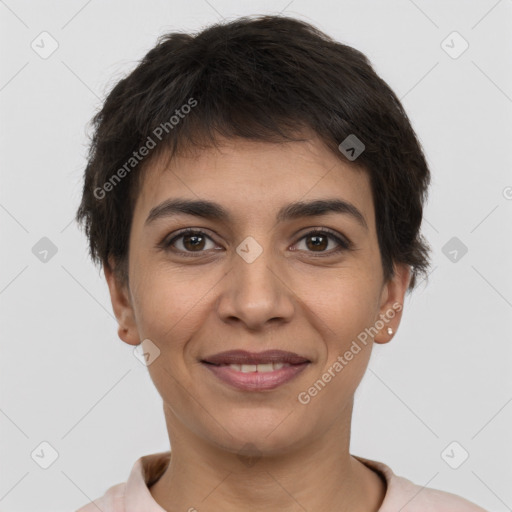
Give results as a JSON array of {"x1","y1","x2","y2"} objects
[{"x1": 228, "y1": 362, "x2": 290, "y2": 372}]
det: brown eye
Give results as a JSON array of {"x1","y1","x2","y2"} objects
[
  {"x1": 294, "y1": 229, "x2": 351, "y2": 255},
  {"x1": 305, "y1": 234, "x2": 329, "y2": 251},
  {"x1": 163, "y1": 229, "x2": 217, "y2": 254},
  {"x1": 181, "y1": 233, "x2": 206, "y2": 251}
]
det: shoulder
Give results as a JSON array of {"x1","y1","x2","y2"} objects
[
  {"x1": 354, "y1": 456, "x2": 488, "y2": 512},
  {"x1": 384, "y1": 474, "x2": 488, "y2": 512},
  {"x1": 75, "y1": 482, "x2": 126, "y2": 512},
  {"x1": 74, "y1": 452, "x2": 170, "y2": 512}
]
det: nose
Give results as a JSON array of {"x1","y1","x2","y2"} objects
[{"x1": 216, "y1": 242, "x2": 295, "y2": 331}]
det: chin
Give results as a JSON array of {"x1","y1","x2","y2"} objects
[{"x1": 205, "y1": 415, "x2": 306, "y2": 457}]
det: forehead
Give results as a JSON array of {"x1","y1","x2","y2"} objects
[{"x1": 134, "y1": 136, "x2": 375, "y2": 228}]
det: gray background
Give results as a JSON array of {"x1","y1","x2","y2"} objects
[{"x1": 1, "y1": 0, "x2": 511, "y2": 510}]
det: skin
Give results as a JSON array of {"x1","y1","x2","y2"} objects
[{"x1": 105, "y1": 135, "x2": 410, "y2": 512}]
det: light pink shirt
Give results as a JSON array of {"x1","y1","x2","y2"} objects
[{"x1": 76, "y1": 451, "x2": 488, "y2": 511}]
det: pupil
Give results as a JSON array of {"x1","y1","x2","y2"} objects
[
  {"x1": 308, "y1": 235, "x2": 327, "y2": 251},
  {"x1": 184, "y1": 234, "x2": 204, "y2": 250}
]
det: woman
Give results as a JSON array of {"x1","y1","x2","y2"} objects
[{"x1": 75, "y1": 14, "x2": 487, "y2": 511}]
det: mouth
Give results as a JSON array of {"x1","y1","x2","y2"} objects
[
  {"x1": 201, "y1": 349, "x2": 311, "y2": 366},
  {"x1": 200, "y1": 350, "x2": 311, "y2": 391}
]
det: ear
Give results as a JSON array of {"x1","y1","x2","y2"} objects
[
  {"x1": 103, "y1": 258, "x2": 140, "y2": 346},
  {"x1": 373, "y1": 263, "x2": 411, "y2": 344}
]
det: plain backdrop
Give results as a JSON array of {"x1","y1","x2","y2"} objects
[{"x1": 1, "y1": 0, "x2": 511, "y2": 510}]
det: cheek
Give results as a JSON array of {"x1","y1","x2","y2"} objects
[
  {"x1": 311, "y1": 273, "x2": 380, "y2": 337},
  {"x1": 131, "y1": 271, "x2": 210, "y2": 408},
  {"x1": 306, "y1": 277, "x2": 379, "y2": 384},
  {"x1": 131, "y1": 267, "x2": 214, "y2": 352},
  {"x1": 297, "y1": 291, "x2": 376, "y2": 417}
]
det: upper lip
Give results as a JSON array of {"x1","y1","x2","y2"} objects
[{"x1": 201, "y1": 350, "x2": 310, "y2": 366}]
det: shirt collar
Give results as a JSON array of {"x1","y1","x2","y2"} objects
[
  {"x1": 124, "y1": 451, "x2": 395, "y2": 511},
  {"x1": 124, "y1": 451, "x2": 170, "y2": 512}
]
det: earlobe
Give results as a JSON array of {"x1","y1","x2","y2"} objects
[
  {"x1": 373, "y1": 263, "x2": 411, "y2": 344},
  {"x1": 103, "y1": 259, "x2": 141, "y2": 346}
]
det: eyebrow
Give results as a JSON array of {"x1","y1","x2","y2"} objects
[{"x1": 145, "y1": 197, "x2": 368, "y2": 231}]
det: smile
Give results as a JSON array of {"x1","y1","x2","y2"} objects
[{"x1": 201, "y1": 360, "x2": 310, "y2": 391}]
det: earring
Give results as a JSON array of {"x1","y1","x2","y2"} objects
[{"x1": 387, "y1": 327, "x2": 393, "y2": 335}]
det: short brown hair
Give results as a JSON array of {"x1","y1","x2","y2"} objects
[{"x1": 76, "y1": 14, "x2": 431, "y2": 291}]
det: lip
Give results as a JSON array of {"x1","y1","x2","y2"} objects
[
  {"x1": 200, "y1": 350, "x2": 311, "y2": 391},
  {"x1": 201, "y1": 361, "x2": 310, "y2": 391},
  {"x1": 201, "y1": 349, "x2": 310, "y2": 366}
]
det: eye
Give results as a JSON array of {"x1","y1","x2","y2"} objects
[
  {"x1": 161, "y1": 228, "x2": 218, "y2": 255},
  {"x1": 158, "y1": 227, "x2": 353, "y2": 257},
  {"x1": 292, "y1": 229, "x2": 352, "y2": 256}
]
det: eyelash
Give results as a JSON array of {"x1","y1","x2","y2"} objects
[{"x1": 158, "y1": 227, "x2": 353, "y2": 257}]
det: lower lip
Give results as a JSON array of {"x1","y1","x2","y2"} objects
[{"x1": 201, "y1": 362, "x2": 310, "y2": 391}]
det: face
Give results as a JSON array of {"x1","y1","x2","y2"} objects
[{"x1": 105, "y1": 135, "x2": 410, "y2": 457}]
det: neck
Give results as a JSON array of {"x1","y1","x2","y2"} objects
[{"x1": 149, "y1": 405, "x2": 386, "y2": 512}]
